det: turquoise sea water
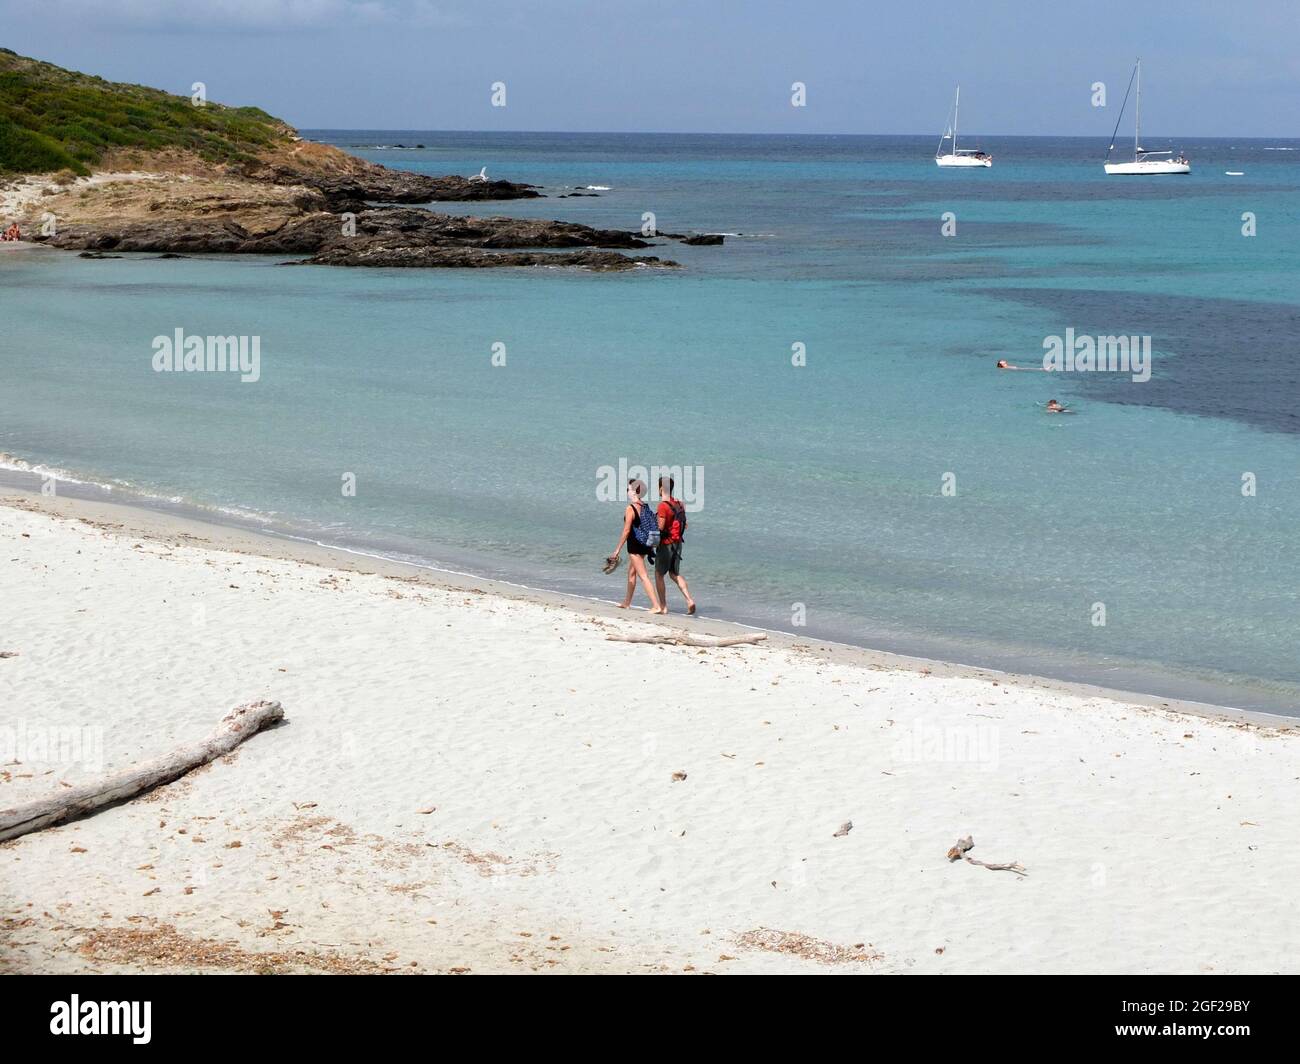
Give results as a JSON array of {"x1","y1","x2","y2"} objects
[{"x1": 2, "y1": 133, "x2": 1299, "y2": 712}]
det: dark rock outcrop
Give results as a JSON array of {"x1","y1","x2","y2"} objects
[
  {"x1": 38, "y1": 207, "x2": 677, "y2": 269},
  {"x1": 46, "y1": 220, "x2": 321, "y2": 255},
  {"x1": 293, "y1": 247, "x2": 676, "y2": 270},
  {"x1": 349, "y1": 209, "x2": 651, "y2": 250},
  {"x1": 249, "y1": 159, "x2": 540, "y2": 205},
  {"x1": 653, "y1": 231, "x2": 726, "y2": 245}
]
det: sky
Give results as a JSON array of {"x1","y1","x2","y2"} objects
[{"x1": 2, "y1": 0, "x2": 1297, "y2": 136}]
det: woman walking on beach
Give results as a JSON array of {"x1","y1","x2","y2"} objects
[{"x1": 608, "y1": 479, "x2": 665, "y2": 614}]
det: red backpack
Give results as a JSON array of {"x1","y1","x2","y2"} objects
[{"x1": 663, "y1": 498, "x2": 687, "y2": 543}]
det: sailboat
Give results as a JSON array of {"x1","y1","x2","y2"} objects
[
  {"x1": 935, "y1": 86, "x2": 991, "y2": 168},
  {"x1": 1103, "y1": 59, "x2": 1189, "y2": 175}
]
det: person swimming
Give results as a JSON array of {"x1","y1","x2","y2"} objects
[
  {"x1": 1046, "y1": 398, "x2": 1069, "y2": 413},
  {"x1": 997, "y1": 359, "x2": 1016, "y2": 369}
]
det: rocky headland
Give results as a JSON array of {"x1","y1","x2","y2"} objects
[
  {"x1": 0, "y1": 49, "x2": 717, "y2": 270},
  {"x1": 11, "y1": 148, "x2": 700, "y2": 270}
]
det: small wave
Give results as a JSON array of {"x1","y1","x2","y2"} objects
[
  {"x1": 0, "y1": 451, "x2": 286, "y2": 524},
  {"x1": 107, "y1": 487, "x2": 278, "y2": 523},
  {"x1": 211, "y1": 504, "x2": 277, "y2": 524},
  {"x1": 583, "y1": 185, "x2": 612, "y2": 191},
  {"x1": 0, "y1": 452, "x2": 92, "y2": 485}
]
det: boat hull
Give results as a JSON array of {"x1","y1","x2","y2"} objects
[
  {"x1": 1103, "y1": 160, "x2": 1190, "y2": 175},
  {"x1": 935, "y1": 155, "x2": 992, "y2": 168}
]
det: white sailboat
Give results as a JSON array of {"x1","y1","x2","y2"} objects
[
  {"x1": 1103, "y1": 59, "x2": 1189, "y2": 175},
  {"x1": 935, "y1": 86, "x2": 991, "y2": 168}
]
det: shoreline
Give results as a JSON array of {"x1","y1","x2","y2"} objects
[
  {"x1": 5, "y1": 482, "x2": 1299, "y2": 974},
  {"x1": 0, "y1": 480, "x2": 1289, "y2": 731}
]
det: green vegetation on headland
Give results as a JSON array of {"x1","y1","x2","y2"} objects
[{"x1": 0, "y1": 48, "x2": 288, "y2": 176}]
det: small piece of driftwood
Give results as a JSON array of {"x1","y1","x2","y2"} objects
[
  {"x1": 0, "y1": 700, "x2": 284, "y2": 843},
  {"x1": 606, "y1": 632, "x2": 767, "y2": 648},
  {"x1": 946, "y1": 835, "x2": 1026, "y2": 876}
]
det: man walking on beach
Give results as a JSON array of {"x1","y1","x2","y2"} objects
[{"x1": 655, "y1": 476, "x2": 696, "y2": 615}]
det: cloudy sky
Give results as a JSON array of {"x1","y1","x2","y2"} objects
[{"x1": 3, "y1": 0, "x2": 1296, "y2": 135}]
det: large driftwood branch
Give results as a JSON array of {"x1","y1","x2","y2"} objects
[
  {"x1": 0, "y1": 701, "x2": 284, "y2": 843},
  {"x1": 606, "y1": 632, "x2": 767, "y2": 648},
  {"x1": 946, "y1": 835, "x2": 1027, "y2": 876}
]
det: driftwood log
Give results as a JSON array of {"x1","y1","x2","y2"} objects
[
  {"x1": 946, "y1": 835, "x2": 1027, "y2": 876},
  {"x1": 0, "y1": 700, "x2": 283, "y2": 843},
  {"x1": 606, "y1": 632, "x2": 767, "y2": 648}
]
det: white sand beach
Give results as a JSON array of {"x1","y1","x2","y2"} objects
[{"x1": 2, "y1": 488, "x2": 1297, "y2": 974}]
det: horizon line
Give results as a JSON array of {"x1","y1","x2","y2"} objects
[{"x1": 296, "y1": 127, "x2": 1300, "y2": 141}]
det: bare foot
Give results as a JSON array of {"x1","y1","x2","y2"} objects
[
  {"x1": 687, "y1": 602, "x2": 696, "y2": 615},
  {"x1": 617, "y1": 602, "x2": 630, "y2": 609}
]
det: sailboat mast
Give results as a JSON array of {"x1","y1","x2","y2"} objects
[
  {"x1": 953, "y1": 85, "x2": 960, "y2": 152},
  {"x1": 1134, "y1": 59, "x2": 1141, "y2": 158}
]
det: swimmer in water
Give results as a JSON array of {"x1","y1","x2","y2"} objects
[
  {"x1": 1046, "y1": 398, "x2": 1068, "y2": 413},
  {"x1": 996, "y1": 359, "x2": 1017, "y2": 369}
]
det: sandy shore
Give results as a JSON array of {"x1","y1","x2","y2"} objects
[
  {"x1": 2, "y1": 487, "x2": 1297, "y2": 974},
  {"x1": 1, "y1": 170, "x2": 163, "y2": 225}
]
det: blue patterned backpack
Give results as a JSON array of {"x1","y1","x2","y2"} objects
[{"x1": 632, "y1": 501, "x2": 661, "y2": 549}]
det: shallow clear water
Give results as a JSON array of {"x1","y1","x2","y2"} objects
[{"x1": 3, "y1": 132, "x2": 1298, "y2": 711}]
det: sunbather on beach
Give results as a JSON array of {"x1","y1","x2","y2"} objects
[{"x1": 0, "y1": 223, "x2": 21, "y2": 242}]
